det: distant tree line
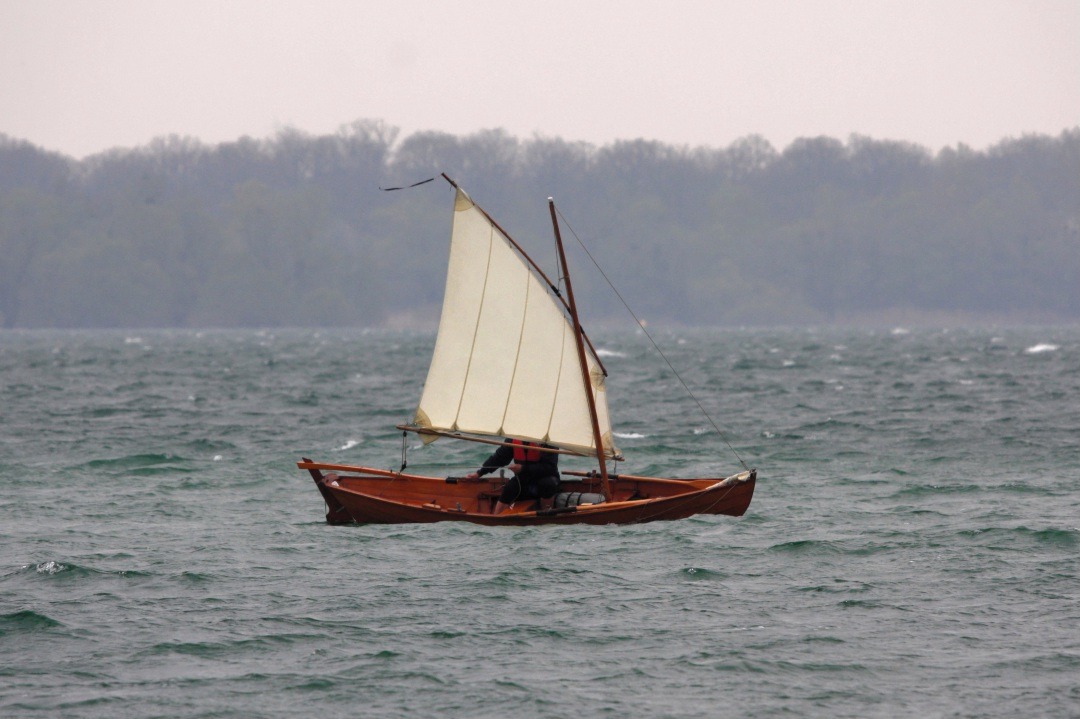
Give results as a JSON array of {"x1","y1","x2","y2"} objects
[{"x1": 1, "y1": 122, "x2": 1078, "y2": 328}]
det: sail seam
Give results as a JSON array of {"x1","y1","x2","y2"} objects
[
  {"x1": 500, "y1": 240, "x2": 530, "y2": 435},
  {"x1": 544, "y1": 315, "x2": 569, "y2": 447},
  {"x1": 454, "y1": 217, "x2": 496, "y2": 429}
]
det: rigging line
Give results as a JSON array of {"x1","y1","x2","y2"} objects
[
  {"x1": 554, "y1": 207, "x2": 750, "y2": 472},
  {"x1": 379, "y1": 177, "x2": 435, "y2": 191}
]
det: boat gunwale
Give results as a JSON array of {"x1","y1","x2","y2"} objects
[{"x1": 298, "y1": 460, "x2": 752, "y2": 486}]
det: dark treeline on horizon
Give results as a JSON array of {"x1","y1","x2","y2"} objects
[{"x1": 1, "y1": 122, "x2": 1078, "y2": 329}]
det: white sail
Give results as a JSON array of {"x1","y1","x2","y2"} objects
[{"x1": 413, "y1": 188, "x2": 620, "y2": 459}]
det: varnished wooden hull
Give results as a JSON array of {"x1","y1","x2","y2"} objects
[{"x1": 298, "y1": 460, "x2": 756, "y2": 526}]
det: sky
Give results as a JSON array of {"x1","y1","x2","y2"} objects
[{"x1": 1, "y1": 0, "x2": 1078, "y2": 159}]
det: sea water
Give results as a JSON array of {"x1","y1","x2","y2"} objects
[{"x1": 1, "y1": 327, "x2": 1078, "y2": 718}]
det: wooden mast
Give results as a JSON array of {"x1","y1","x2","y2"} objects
[{"x1": 548, "y1": 197, "x2": 613, "y2": 500}]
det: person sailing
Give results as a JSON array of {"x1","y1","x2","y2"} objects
[{"x1": 466, "y1": 439, "x2": 560, "y2": 514}]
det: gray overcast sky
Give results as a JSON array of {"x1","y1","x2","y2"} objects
[{"x1": 2, "y1": 0, "x2": 1078, "y2": 158}]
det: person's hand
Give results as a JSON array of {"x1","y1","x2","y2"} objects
[
  {"x1": 465, "y1": 472, "x2": 479, "y2": 479},
  {"x1": 509, "y1": 463, "x2": 522, "y2": 474}
]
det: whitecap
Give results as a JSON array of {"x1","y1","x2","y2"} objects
[
  {"x1": 337, "y1": 440, "x2": 360, "y2": 451},
  {"x1": 1024, "y1": 343, "x2": 1058, "y2": 354},
  {"x1": 891, "y1": 327, "x2": 910, "y2": 336},
  {"x1": 596, "y1": 349, "x2": 626, "y2": 358},
  {"x1": 614, "y1": 432, "x2": 646, "y2": 439}
]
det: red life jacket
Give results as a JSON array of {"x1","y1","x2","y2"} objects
[{"x1": 511, "y1": 439, "x2": 542, "y2": 462}]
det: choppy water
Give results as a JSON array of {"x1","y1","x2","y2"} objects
[{"x1": 2, "y1": 327, "x2": 1078, "y2": 718}]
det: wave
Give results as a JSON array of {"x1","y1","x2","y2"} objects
[
  {"x1": 679, "y1": 567, "x2": 726, "y2": 581},
  {"x1": 139, "y1": 635, "x2": 312, "y2": 659},
  {"x1": 19, "y1": 561, "x2": 152, "y2": 581},
  {"x1": 958, "y1": 526, "x2": 1078, "y2": 547},
  {"x1": 28, "y1": 560, "x2": 91, "y2": 577},
  {"x1": 768, "y1": 539, "x2": 843, "y2": 555},
  {"x1": 0, "y1": 610, "x2": 63, "y2": 635},
  {"x1": 891, "y1": 482, "x2": 981, "y2": 497},
  {"x1": 77, "y1": 453, "x2": 196, "y2": 475},
  {"x1": 837, "y1": 599, "x2": 887, "y2": 610},
  {"x1": 1024, "y1": 343, "x2": 1059, "y2": 354},
  {"x1": 183, "y1": 438, "x2": 237, "y2": 453},
  {"x1": 796, "y1": 581, "x2": 873, "y2": 594}
]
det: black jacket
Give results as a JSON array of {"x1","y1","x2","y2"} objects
[{"x1": 476, "y1": 440, "x2": 559, "y2": 481}]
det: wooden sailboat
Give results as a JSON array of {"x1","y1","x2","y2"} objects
[{"x1": 299, "y1": 175, "x2": 756, "y2": 525}]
